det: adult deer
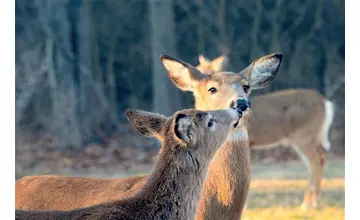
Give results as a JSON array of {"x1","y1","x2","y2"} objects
[
  {"x1": 197, "y1": 54, "x2": 335, "y2": 210},
  {"x1": 16, "y1": 53, "x2": 282, "y2": 219},
  {"x1": 16, "y1": 108, "x2": 243, "y2": 220}
]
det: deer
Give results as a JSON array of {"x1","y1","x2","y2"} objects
[
  {"x1": 15, "y1": 107, "x2": 243, "y2": 220},
  {"x1": 16, "y1": 52, "x2": 282, "y2": 220},
  {"x1": 196, "y1": 54, "x2": 335, "y2": 211},
  {"x1": 195, "y1": 54, "x2": 228, "y2": 74}
]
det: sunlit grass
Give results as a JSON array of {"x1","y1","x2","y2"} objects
[
  {"x1": 245, "y1": 180, "x2": 344, "y2": 211},
  {"x1": 243, "y1": 206, "x2": 344, "y2": 220},
  {"x1": 243, "y1": 159, "x2": 344, "y2": 220},
  {"x1": 63, "y1": 159, "x2": 344, "y2": 220},
  {"x1": 23, "y1": 158, "x2": 344, "y2": 219}
]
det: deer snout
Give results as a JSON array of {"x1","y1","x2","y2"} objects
[{"x1": 231, "y1": 98, "x2": 251, "y2": 113}]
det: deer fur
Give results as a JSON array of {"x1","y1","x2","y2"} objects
[
  {"x1": 196, "y1": 54, "x2": 228, "y2": 74},
  {"x1": 196, "y1": 54, "x2": 335, "y2": 210},
  {"x1": 15, "y1": 108, "x2": 242, "y2": 220},
  {"x1": 16, "y1": 53, "x2": 283, "y2": 219}
]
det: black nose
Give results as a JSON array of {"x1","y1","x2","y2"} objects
[
  {"x1": 274, "y1": 53, "x2": 283, "y2": 61},
  {"x1": 235, "y1": 98, "x2": 251, "y2": 112}
]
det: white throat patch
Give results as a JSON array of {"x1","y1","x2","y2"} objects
[{"x1": 227, "y1": 125, "x2": 248, "y2": 142}]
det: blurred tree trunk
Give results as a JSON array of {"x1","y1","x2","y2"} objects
[
  {"x1": 72, "y1": 0, "x2": 95, "y2": 144},
  {"x1": 38, "y1": 0, "x2": 83, "y2": 148},
  {"x1": 72, "y1": 0, "x2": 119, "y2": 144},
  {"x1": 196, "y1": 0, "x2": 204, "y2": 53},
  {"x1": 149, "y1": 0, "x2": 182, "y2": 116}
]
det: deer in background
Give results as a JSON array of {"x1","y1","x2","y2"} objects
[
  {"x1": 16, "y1": 108, "x2": 243, "y2": 220},
  {"x1": 195, "y1": 54, "x2": 228, "y2": 74},
  {"x1": 16, "y1": 53, "x2": 282, "y2": 220},
  {"x1": 197, "y1": 54, "x2": 335, "y2": 211}
]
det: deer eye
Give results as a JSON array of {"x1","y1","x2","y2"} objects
[
  {"x1": 208, "y1": 87, "x2": 217, "y2": 94},
  {"x1": 243, "y1": 85, "x2": 250, "y2": 94},
  {"x1": 208, "y1": 118, "x2": 215, "y2": 127}
]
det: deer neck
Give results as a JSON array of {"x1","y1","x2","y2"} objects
[
  {"x1": 138, "y1": 143, "x2": 211, "y2": 220},
  {"x1": 196, "y1": 122, "x2": 251, "y2": 220}
]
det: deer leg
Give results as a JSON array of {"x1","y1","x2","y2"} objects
[
  {"x1": 289, "y1": 140, "x2": 325, "y2": 211},
  {"x1": 296, "y1": 143, "x2": 325, "y2": 211},
  {"x1": 301, "y1": 186, "x2": 312, "y2": 211},
  {"x1": 308, "y1": 149, "x2": 325, "y2": 209}
]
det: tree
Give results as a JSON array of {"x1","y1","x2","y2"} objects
[{"x1": 149, "y1": 0, "x2": 182, "y2": 116}]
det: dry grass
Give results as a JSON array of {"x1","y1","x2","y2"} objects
[
  {"x1": 94, "y1": 159, "x2": 344, "y2": 219},
  {"x1": 243, "y1": 206, "x2": 344, "y2": 220},
  {"x1": 19, "y1": 154, "x2": 344, "y2": 220},
  {"x1": 243, "y1": 159, "x2": 344, "y2": 220}
]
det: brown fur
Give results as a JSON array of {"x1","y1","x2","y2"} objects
[
  {"x1": 16, "y1": 108, "x2": 241, "y2": 220},
  {"x1": 196, "y1": 54, "x2": 228, "y2": 74},
  {"x1": 15, "y1": 53, "x2": 282, "y2": 220},
  {"x1": 16, "y1": 175, "x2": 147, "y2": 210},
  {"x1": 247, "y1": 89, "x2": 332, "y2": 210},
  {"x1": 160, "y1": 53, "x2": 282, "y2": 220},
  {"x1": 196, "y1": 55, "x2": 334, "y2": 210}
]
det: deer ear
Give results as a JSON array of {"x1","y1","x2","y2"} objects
[
  {"x1": 198, "y1": 55, "x2": 209, "y2": 64},
  {"x1": 210, "y1": 54, "x2": 228, "y2": 72},
  {"x1": 161, "y1": 55, "x2": 204, "y2": 92},
  {"x1": 125, "y1": 109, "x2": 168, "y2": 140},
  {"x1": 239, "y1": 53, "x2": 283, "y2": 89},
  {"x1": 174, "y1": 113, "x2": 194, "y2": 144}
]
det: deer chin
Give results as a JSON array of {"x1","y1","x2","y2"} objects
[
  {"x1": 236, "y1": 109, "x2": 250, "y2": 125},
  {"x1": 227, "y1": 127, "x2": 248, "y2": 142},
  {"x1": 227, "y1": 115, "x2": 249, "y2": 142}
]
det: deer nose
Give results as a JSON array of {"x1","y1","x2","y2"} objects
[{"x1": 234, "y1": 98, "x2": 251, "y2": 112}]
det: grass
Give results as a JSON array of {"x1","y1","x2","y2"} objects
[
  {"x1": 83, "y1": 159, "x2": 344, "y2": 219},
  {"x1": 243, "y1": 159, "x2": 344, "y2": 220},
  {"x1": 21, "y1": 157, "x2": 344, "y2": 220},
  {"x1": 251, "y1": 159, "x2": 344, "y2": 179},
  {"x1": 243, "y1": 206, "x2": 344, "y2": 220}
]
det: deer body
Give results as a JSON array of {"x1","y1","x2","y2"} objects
[
  {"x1": 248, "y1": 89, "x2": 334, "y2": 210},
  {"x1": 16, "y1": 53, "x2": 283, "y2": 219},
  {"x1": 249, "y1": 89, "x2": 327, "y2": 148},
  {"x1": 196, "y1": 136, "x2": 251, "y2": 220},
  {"x1": 16, "y1": 108, "x2": 242, "y2": 220},
  {"x1": 16, "y1": 175, "x2": 147, "y2": 210}
]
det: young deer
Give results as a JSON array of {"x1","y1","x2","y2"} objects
[
  {"x1": 16, "y1": 53, "x2": 282, "y2": 219},
  {"x1": 196, "y1": 54, "x2": 335, "y2": 210},
  {"x1": 16, "y1": 108, "x2": 242, "y2": 220}
]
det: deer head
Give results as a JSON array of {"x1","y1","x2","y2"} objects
[
  {"x1": 125, "y1": 108, "x2": 242, "y2": 159},
  {"x1": 161, "y1": 53, "x2": 283, "y2": 116}
]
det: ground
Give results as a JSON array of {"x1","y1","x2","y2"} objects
[
  {"x1": 244, "y1": 159, "x2": 344, "y2": 220},
  {"x1": 15, "y1": 131, "x2": 344, "y2": 219},
  {"x1": 70, "y1": 159, "x2": 344, "y2": 220}
]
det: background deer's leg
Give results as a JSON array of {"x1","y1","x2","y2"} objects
[
  {"x1": 308, "y1": 147, "x2": 326, "y2": 209},
  {"x1": 290, "y1": 139, "x2": 325, "y2": 211}
]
